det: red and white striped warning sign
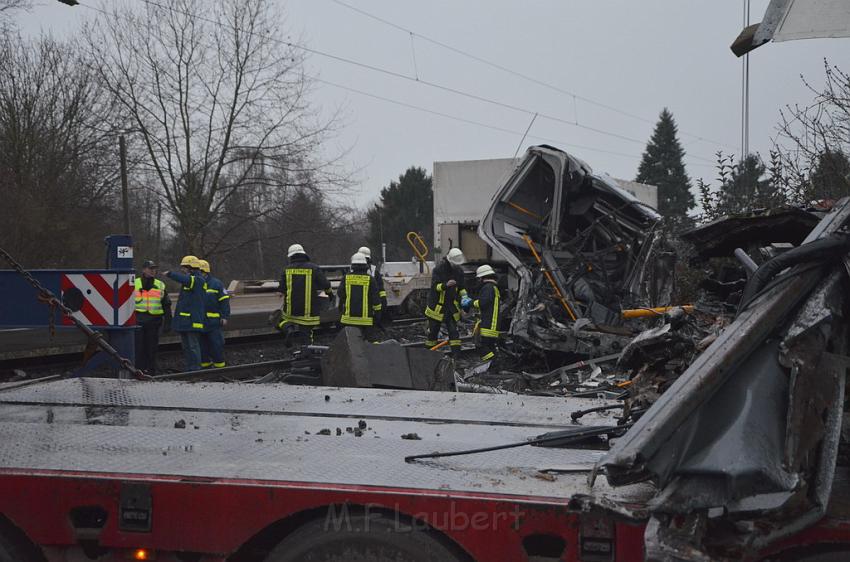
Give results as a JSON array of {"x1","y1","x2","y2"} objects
[{"x1": 60, "y1": 273, "x2": 136, "y2": 327}]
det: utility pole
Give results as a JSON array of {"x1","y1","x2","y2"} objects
[
  {"x1": 119, "y1": 134, "x2": 131, "y2": 235},
  {"x1": 741, "y1": 0, "x2": 751, "y2": 160},
  {"x1": 155, "y1": 201, "x2": 162, "y2": 265}
]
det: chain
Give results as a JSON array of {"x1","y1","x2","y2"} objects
[{"x1": 0, "y1": 246, "x2": 150, "y2": 381}]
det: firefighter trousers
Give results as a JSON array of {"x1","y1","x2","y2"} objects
[
  {"x1": 200, "y1": 329, "x2": 226, "y2": 368},
  {"x1": 426, "y1": 317, "x2": 461, "y2": 356}
]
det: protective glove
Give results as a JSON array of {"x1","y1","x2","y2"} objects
[{"x1": 460, "y1": 296, "x2": 473, "y2": 312}]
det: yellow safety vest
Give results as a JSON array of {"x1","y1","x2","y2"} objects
[
  {"x1": 134, "y1": 278, "x2": 165, "y2": 315},
  {"x1": 341, "y1": 274, "x2": 380, "y2": 326}
]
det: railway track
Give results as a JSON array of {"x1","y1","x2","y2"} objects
[{"x1": 0, "y1": 316, "x2": 429, "y2": 380}]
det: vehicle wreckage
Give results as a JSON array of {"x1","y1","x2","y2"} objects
[{"x1": 474, "y1": 145, "x2": 850, "y2": 560}]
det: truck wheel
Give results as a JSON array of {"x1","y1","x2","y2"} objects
[
  {"x1": 264, "y1": 513, "x2": 464, "y2": 562},
  {"x1": 0, "y1": 523, "x2": 43, "y2": 562}
]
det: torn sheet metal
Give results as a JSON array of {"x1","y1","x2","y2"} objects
[
  {"x1": 598, "y1": 198, "x2": 850, "y2": 558},
  {"x1": 320, "y1": 327, "x2": 455, "y2": 391}
]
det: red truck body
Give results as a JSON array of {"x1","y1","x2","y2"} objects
[{"x1": 0, "y1": 377, "x2": 848, "y2": 561}]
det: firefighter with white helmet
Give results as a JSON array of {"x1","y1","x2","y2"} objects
[
  {"x1": 338, "y1": 252, "x2": 382, "y2": 340},
  {"x1": 424, "y1": 247, "x2": 468, "y2": 357},
  {"x1": 277, "y1": 243, "x2": 332, "y2": 345},
  {"x1": 473, "y1": 264, "x2": 502, "y2": 366},
  {"x1": 357, "y1": 245, "x2": 387, "y2": 315}
]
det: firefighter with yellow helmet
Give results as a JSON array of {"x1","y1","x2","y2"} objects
[{"x1": 164, "y1": 255, "x2": 207, "y2": 371}]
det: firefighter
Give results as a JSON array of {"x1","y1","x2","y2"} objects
[
  {"x1": 357, "y1": 246, "x2": 387, "y2": 315},
  {"x1": 277, "y1": 243, "x2": 332, "y2": 346},
  {"x1": 164, "y1": 255, "x2": 206, "y2": 371},
  {"x1": 472, "y1": 264, "x2": 502, "y2": 366},
  {"x1": 338, "y1": 252, "x2": 382, "y2": 341},
  {"x1": 197, "y1": 259, "x2": 230, "y2": 369},
  {"x1": 424, "y1": 247, "x2": 468, "y2": 357},
  {"x1": 133, "y1": 260, "x2": 171, "y2": 375}
]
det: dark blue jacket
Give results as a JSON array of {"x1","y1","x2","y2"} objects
[
  {"x1": 202, "y1": 274, "x2": 231, "y2": 331},
  {"x1": 167, "y1": 270, "x2": 206, "y2": 332}
]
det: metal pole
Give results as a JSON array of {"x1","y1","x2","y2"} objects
[
  {"x1": 155, "y1": 201, "x2": 162, "y2": 265},
  {"x1": 119, "y1": 134, "x2": 131, "y2": 235},
  {"x1": 741, "y1": 0, "x2": 751, "y2": 160}
]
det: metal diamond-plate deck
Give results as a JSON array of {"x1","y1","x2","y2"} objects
[{"x1": 0, "y1": 378, "x2": 648, "y2": 502}]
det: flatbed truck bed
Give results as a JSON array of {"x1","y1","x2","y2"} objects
[{"x1": 0, "y1": 378, "x2": 649, "y2": 562}]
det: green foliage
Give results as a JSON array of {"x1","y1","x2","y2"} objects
[
  {"x1": 366, "y1": 166, "x2": 433, "y2": 261},
  {"x1": 809, "y1": 150, "x2": 850, "y2": 201},
  {"x1": 698, "y1": 151, "x2": 790, "y2": 221},
  {"x1": 636, "y1": 108, "x2": 694, "y2": 221}
]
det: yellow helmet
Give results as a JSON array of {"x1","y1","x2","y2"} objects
[
  {"x1": 180, "y1": 255, "x2": 199, "y2": 268},
  {"x1": 197, "y1": 259, "x2": 210, "y2": 273}
]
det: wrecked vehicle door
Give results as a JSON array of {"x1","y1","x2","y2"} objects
[
  {"x1": 478, "y1": 145, "x2": 673, "y2": 358},
  {"x1": 598, "y1": 198, "x2": 850, "y2": 561}
]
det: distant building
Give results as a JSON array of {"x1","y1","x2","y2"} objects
[{"x1": 611, "y1": 178, "x2": 658, "y2": 209}]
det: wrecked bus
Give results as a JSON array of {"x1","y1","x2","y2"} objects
[{"x1": 2, "y1": 145, "x2": 850, "y2": 561}]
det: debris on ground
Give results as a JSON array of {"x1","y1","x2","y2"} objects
[{"x1": 401, "y1": 433, "x2": 421, "y2": 440}]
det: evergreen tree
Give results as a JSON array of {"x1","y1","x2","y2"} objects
[
  {"x1": 717, "y1": 154, "x2": 771, "y2": 213},
  {"x1": 636, "y1": 108, "x2": 694, "y2": 220},
  {"x1": 366, "y1": 166, "x2": 433, "y2": 261},
  {"x1": 809, "y1": 150, "x2": 850, "y2": 201}
]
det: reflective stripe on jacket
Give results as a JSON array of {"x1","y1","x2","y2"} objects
[
  {"x1": 134, "y1": 278, "x2": 166, "y2": 315},
  {"x1": 425, "y1": 259, "x2": 466, "y2": 322},
  {"x1": 339, "y1": 271, "x2": 381, "y2": 327},
  {"x1": 167, "y1": 270, "x2": 206, "y2": 332},
  {"x1": 280, "y1": 257, "x2": 331, "y2": 327},
  {"x1": 474, "y1": 280, "x2": 501, "y2": 338},
  {"x1": 202, "y1": 275, "x2": 230, "y2": 331}
]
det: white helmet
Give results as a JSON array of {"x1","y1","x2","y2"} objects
[
  {"x1": 287, "y1": 243, "x2": 305, "y2": 258},
  {"x1": 446, "y1": 248, "x2": 465, "y2": 265},
  {"x1": 357, "y1": 246, "x2": 371, "y2": 258},
  {"x1": 476, "y1": 264, "x2": 496, "y2": 278},
  {"x1": 351, "y1": 252, "x2": 368, "y2": 265}
]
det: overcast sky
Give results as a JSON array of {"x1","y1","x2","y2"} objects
[{"x1": 16, "y1": 1, "x2": 850, "y2": 207}]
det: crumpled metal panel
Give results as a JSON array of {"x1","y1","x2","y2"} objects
[{"x1": 599, "y1": 197, "x2": 850, "y2": 558}]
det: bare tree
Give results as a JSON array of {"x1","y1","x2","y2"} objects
[
  {"x1": 84, "y1": 0, "x2": 347, "y2": 257},
  {"x1": 775, "y1": 60, "x2": 850, "y2": 203},
  {"x1": 0, "y1": 35, "x2": 122, "y2": 266}
]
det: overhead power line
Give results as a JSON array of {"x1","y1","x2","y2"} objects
[
  {"x1": 79, "y1": 0, "x2": 718, "y2": 167},
  {"x1": 105, "y1": 0, "x2": 717, "y2": 164},
  {"x1": 328, "y1": 0, "x2": 736, "y2": 151},
  {"x1": 316, "y1": 78, "x2": 715, "y2": 169}
]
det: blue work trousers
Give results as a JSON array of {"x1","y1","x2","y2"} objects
[
  {"x1": 179, "y1": 331, "x2": 202, "y2": 372},
  {"x1": 200, "y1": 329, "x2": 226, "y2": 368}
]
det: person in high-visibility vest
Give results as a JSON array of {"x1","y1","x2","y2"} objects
[
  {"x1": 197, "y1": 259, "x2": 230, "y2": 369},
  {"x1": 357, "y1": 246, "x2": 387, "y2": 319},
  {"x1": 338, "y1": 252, "x2": 382, "y2": 341},
  {"x1": 424, "y1": 248, "x2": 468, "y2": 357},
  {"x1": 133, "y1": 260, "x2": 171, "y2": 375},
  {"x1": 276, "y1": 243, "x2": 332, "y2": 346},
  {"x1": 472, "y1": 264, "x2": 502, "y2": 366},
  {"x1": 164, "y1": 255, "x2": 206, "y2": 371}
]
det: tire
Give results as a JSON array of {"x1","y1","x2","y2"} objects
[
  {"x1": 0, "y1": 522, "x2": 43, "y2": 562},
  {"x1": 264, "y1": 513, "x2": 464, "y2": 562}
]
